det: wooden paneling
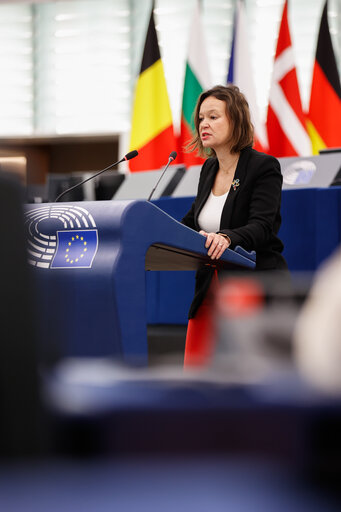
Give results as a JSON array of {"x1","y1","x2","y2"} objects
[{"x1": 0, "y1": 135, "x2": 119, "y2": 185}]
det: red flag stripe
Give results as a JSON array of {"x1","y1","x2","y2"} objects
[
  {"x1": 129, "y1": 126, "x2": 176, "y2": 173},
  {"x1": 267, "y1": 106, "x2": 299, "y2": 157},
  {"x1": 309, "y1": 61, "x2": 341, "y2": 148},
  {"x1": 266, "y1": 0, "x2": 311, "y2": 157}
]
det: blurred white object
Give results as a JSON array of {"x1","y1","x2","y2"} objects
[{"x1": 294, "y1": 247, "x2": 341, "y2": 393}]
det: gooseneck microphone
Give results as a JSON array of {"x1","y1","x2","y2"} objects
[
  {"x1": 54, "y1": 150, "x2": 138, "y2": 202},
  {"x1": 147, "y1": 151, "x2": 177, "y2": 202}
]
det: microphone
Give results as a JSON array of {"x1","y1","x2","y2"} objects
[
  {"x1": 54, "y1": 150, "x2": 138, "y2": 202},
  {"x1": 147, "y1": 151, "x2": 177, "y2": 202}
]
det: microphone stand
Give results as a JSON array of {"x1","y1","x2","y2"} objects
[
  {"x1": 54, "y1": 151, "x2": 138, "y2": 202},
  {"x1": 148, "y1": 154, "x2": 176, "y2": 202}
]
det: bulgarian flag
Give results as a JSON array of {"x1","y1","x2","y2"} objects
[
  {"x1": 307, "y1": 0, "x2": 341, "y2": 154},
  {"x1": 228, "y1": 0, "x2": 268, "y2": 153},
  {"x1": 178, "y1": 1, "x2": 212, "y2": 167},
  {"x1": 129, "y1": 8, "x2": 176, "y2": 172}
]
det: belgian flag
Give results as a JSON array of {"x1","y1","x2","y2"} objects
[
  {"x1": 129, "y1": 8, "x2": 176, "y2": 172},
  {"x1": 307, "y1": 0, "x2": 341, "y2": 154}
]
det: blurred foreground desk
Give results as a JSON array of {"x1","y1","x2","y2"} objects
[
  {"x1": 2, "y1": 358, "x2": 341, "y2": 510},
  {"x1": 46, "y1": 360, "x2": 341, "y2": 462},
  {"x1": 17, "y1": 359, "x2": 338, "y2": 512},
  {"x1": 25, "y1": 200, "x2": 254, "y2": 363},
  {"x1": 0, "y1": 455, "x2": 340, "y2": 512}
]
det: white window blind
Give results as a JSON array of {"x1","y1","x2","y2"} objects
[
  {"x1": 0, "y1": 4, "x2": 33, "y2": 135},
  {"x1": 0, "y1": 0, "x2": 340, "y2": 137},
  {"x1": 34, "y1": 0, "x2": 131, "y2": 135}
]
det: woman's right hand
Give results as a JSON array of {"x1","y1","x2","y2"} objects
[{"x1": 199, "y1": 230, "x2": 230, "y2": 260}]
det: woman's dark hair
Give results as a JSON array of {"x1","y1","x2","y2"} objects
[{"x1": 186, "y1": 84, "x2": 254, "y2": 156}]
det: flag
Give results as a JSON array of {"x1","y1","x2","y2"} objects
[
  {"x1": 307, "y1": 0, "x2": 341, "y2": 154},
  {"x1": 178, "y1": 1, "x2": 212, "y2": 167},
  {"x1": 266, "y1": 0, "x2": 311, "y2": 157},
  {"x1": 129, "y1": 8, "x2": 176, "y2": 172},
  {"x1": 228, "y1": 0, "x2": 268, "y2": 153},
  {"x1": 51, "y1": 230, "x2": 98, "y2": 269}
]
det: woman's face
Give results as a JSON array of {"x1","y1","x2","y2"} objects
[{"x1": 198, "y1": 96, "x2": 231, "y2": 152}]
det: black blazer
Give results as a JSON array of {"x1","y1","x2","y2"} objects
[{"x1": 182, "y1": 147, "x2": 288, "y2": 318}]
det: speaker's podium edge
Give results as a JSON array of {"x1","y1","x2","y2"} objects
[{"x1": 24, "y1": 200, "x2": 255, "y2": 364}]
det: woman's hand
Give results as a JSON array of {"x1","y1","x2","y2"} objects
[{"x1": 199, "y1": 230, "x2": 230, "y2": 260}]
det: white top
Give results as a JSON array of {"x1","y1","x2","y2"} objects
[{"x1": 197, "y1": 189, "x2": 229, "y2": 233}]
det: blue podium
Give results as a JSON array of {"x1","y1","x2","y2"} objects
[{"x1": 25, "y1": 200, "x2": 255, "y2": 364}]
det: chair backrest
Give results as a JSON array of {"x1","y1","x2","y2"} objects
[
  {"x1": 47, "y1": 174, "x2": 84, "y2": 202},
  {"x1": 112, "y1": 165, "x2": 185, "y2": 200},
  {"x1": 48, "y1": 171, "x2": 100, "y2": 202},
  {"x1": 171, "y1": 165, "x2": 201, "y2": 197},
  {"x1": 279, "y1": 153, "x2": 341, "y2": 189},
  {"x1": 95, "y1": 173, "x2": 125, "y2": 200}
]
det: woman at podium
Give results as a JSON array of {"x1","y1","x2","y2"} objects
[{"x1": 181, "y1": 84, "x2": 287, "y2": 366}]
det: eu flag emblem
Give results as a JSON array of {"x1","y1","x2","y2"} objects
[{"x1": 51, "y1": 230, "x2": 98, "y2": 269}]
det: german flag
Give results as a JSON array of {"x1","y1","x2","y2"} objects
[
  {"x1": 307, "y1": 0, "x2": 341, "y2": 154},
  {"x1": 129, "y1": 9, "x2": 176, "y2": 172}
]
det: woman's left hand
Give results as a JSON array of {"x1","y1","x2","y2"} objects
[{"x1": 199, "y1": 230, "x2": 230, "y2": 260}]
